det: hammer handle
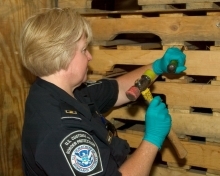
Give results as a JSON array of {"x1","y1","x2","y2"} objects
[
  {"x1": 141, "y1": 88, "x2": 187, "y2": 159},
  {"x1": 167, "y1": 46, "x2": 185, "y2": 73},
  {"x1": 168, "y1": 129, "x2": 187, "y2": 159}
]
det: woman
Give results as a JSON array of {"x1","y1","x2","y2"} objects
[{"x1": 20, "y1": 8, "x2": 186, "y2": 176}]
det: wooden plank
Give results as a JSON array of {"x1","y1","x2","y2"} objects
[
  {"x1": 126, "y1": 124, "x2": 145, "y2": 136},
  {"x1": 92, "y1": 39, "x2": 146, "y2": 47},
  {"x1": 208, "y1": 12, "x2": 220, "y2": 16},
  {"x1": 163, "y1": 75, "x2": 194, "y2": 83},
  {"x1": 106, "y1": 103, "x2": 145, "y2": 121},
  {"x1": 106, "y1": 104, "x2": 220, "y2": 138},
  {"x1": 152, "y1": 82, "x2": 220, "y2": 109},
  {"x1": 88, "y1": 48, "x2": 220, "y2": 76},
  {"x1": 142, "y1": 4, "x2": 175, "y2": 10},
  {"x1": 117, "y1": 43, "x2": 161, "y2": 50},
  {"x1": 87, "y1": 74, "x2": 104, "y2": 80},
  {"x1": 79, "y1": 8, "x2": 220, "y2": 16},
  {"x1": 167, "y1": 162, "x2": 191, "y2": 170},
  {"x1": 170, "y1": 111, "x2": 220, "y2": 139},
  {"x1": 150, "y1": 164, "x2": 206, "y2": 176},
  {"x1": 117, "y1": 131, "x2": 143, "y2": 148},
  {"x1": 0, "y1": 1, "x2": 52, "y2": 176},
  {"x1": 87, "y1": 16, "x2": 220, "y2": 42},
  {"x1": 207, "y1": 169, "x2": 220, "y2": 176},
  {"x1": 121, "y1": 14, "x2": 144, "y2": 18},
  {"x1": 118, "y1": 131, "x2": 220, "y2": 171},
  {"x1": 142, "y1": 3, "x2": 220, "y2": 10},
  {"x1": 58, "y1": 0, "x2": 91, "y2": 9},
  {"x1": 186, "y1": 2, "x2": 219, "y2": 9},
  {"x1": 160, "y1": 13, "x2": 185, "y2": 17},
  {"x1": 161, "y1": 140, "x2": 220, "y2": 171},
  {"x1": 138, "y1": 0, "x2": 220, "y2": 5}
]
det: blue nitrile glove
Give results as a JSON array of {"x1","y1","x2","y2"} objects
[
  {"x1": 143, "y1": 96, "x2": 171, "y2": 149},
  {"x1": 152, "y1": 47, "x2": 186, "y2": 75}
]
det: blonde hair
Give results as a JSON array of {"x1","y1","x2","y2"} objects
[{"x1": 20, "y1": 8, "x2": 93, "y2": 77}]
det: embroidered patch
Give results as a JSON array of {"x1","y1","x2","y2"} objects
[{"x1": 60, "y1": 130, "x2": 103, "y2": 176}]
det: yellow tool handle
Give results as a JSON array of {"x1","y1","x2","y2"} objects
[{"x1": 141, "y1": 88, "x2": 187, "y2": 159}]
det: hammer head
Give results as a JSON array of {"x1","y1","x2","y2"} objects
[{"x1": 125, "y1": 86, "x2": 141, "y2": 101}]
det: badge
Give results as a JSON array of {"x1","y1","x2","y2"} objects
[{"x1": 60, "y1": 130, "x2": 103, "y2": 175}]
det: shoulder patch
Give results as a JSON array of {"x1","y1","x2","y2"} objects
[
  {"x1": 60, "y1": 130, "x2": 103, "y2": 175},
  {"x1": 85, "y1": 80, "x2": 102, "y2": 87}
]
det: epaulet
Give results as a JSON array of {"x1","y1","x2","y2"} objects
[
  {"x1": 84, "y1": 80, "x2": 102, "y2": 87},
  {"x1": 60, "y1": 102, "x2": 81, "y2": 121}
]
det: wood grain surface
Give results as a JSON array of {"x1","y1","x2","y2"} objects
[
  {"x1": 86, "y1": 15, "x2": 220, "y2": 42},
  {"x1": 0, "y1": 1, "x2": 53, "y2": 175},
  {"x1": 117, "y1": 131, "x2": 220, "y2": 171},
  {"x1": 138, "y1": 0, "x2": 220, "y2": 5},
  {"x1": 1, "y1": 0, "x2": 220, "y2": 175},
  {"x1": 88, "y1": 48, "x2": 220, "y2": 76}
]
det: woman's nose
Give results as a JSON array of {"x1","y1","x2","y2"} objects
[{"x1": 87, "y1": 50, "x2": 92, "y2": 61}]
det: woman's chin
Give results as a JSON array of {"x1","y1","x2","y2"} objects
[{"x1": 83, "y1": 75, "x2": 88, "y2": 82}]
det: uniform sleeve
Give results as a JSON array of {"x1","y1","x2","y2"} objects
[
  {"x1": 35, "y1": 127, "x2": 122, "y2": 176},
  {"x1": 81, "y1": 79, "x2": 118, "y2": 114}
]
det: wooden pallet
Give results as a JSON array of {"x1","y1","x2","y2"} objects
[
  {"x1": 94, "y1": 46, "x2": 220, "y2": 175},
  {"x1": 111, "y1": 121, "x2": 220, "y2": 175},
  {"x1": 150, "y1": 163, "x2": 220, "y2": 176},
  {"x1": 88, "y1": 45, "x2": 220, "y2": 76},
  {"x1": 60, "y1": 2, "x2": 220, "y2": 175},
  {"x1": 58, "y1": 0, "x2": 92, "y2": 9},
  {"x1": 81, "y1": 5, "x2": 220, "y2": 175},
  {"x1": 138, "y1": 0, "x2": 220, "y2": 10},
  {"x1": 58, "y1": 0, "x2": 220, "y2": 11},
  {"x1": 83, "y1": 11, "x2": 220, "y2": 44}
]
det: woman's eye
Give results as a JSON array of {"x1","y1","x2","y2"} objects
[{"x1": 82, "y1": 49, "x2": 86, "y2": 54}]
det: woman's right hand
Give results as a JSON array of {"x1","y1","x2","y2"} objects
[{"x1": 143, "y1": 96, "x2": 171, "y2": 149}]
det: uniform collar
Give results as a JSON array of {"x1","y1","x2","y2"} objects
[{"x1": 35, "y1": 77, "x2": 93, "y2": 120}]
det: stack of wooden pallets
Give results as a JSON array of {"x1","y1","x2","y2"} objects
[
  {"x1": 60, "y1": 1, "x2": 220, "y2": 175},
  {"x1": 139, "y1": 0, "x2": 220, "y2": 10}
]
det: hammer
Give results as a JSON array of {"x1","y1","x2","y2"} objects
[{"x1": 126, "y1": 66, "x2": 187, "y2": 159}]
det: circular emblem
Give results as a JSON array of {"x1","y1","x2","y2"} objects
[{"x1": 71, "y1": 144, "x2": 98, "y2": 173}]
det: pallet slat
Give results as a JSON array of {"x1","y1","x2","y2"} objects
[
  {"x1": 106, "y1": 103, "x2": 220, "y2": 139},
  {"x1": 86, "y1": 16, "x2": 220, "y2": 42},
  {"x1": 84, "y1": 4, "x2": 220, "y2": 176},
  {"x1": 150, "y1": 164, "x2": 206, "y2": 176},
  {"x1": 117, "y1": 131, "x2": 220, "y2": 171},
  {"x1": 138, "y1": 0, "x2": 220, "y2": 5},
  {"x1": 152, "y1": 82, "x2": 220, "y2": 109},
  {"x1": 89, "y1": 48, "x2": 220, "y2": 76}
]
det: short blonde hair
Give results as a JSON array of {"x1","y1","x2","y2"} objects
[{"x1": 20, "y1": 8, "x2": 93, "y2": 77}]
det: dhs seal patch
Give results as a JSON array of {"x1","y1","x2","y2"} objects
[
  {"x1": 60, "y1": 130, "x2": 103, "y2": 176},
  {"x1": 71, "y1": 144, "x2": 98, "y2": 173}
]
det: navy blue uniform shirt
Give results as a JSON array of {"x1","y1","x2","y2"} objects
[{"x1": 22, "y1": 78, "x2": 130, "y2": 176}]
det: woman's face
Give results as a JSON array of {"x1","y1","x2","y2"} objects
[{"x1": 67, "y1": 35, "x2": 92, "y2": 87}]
